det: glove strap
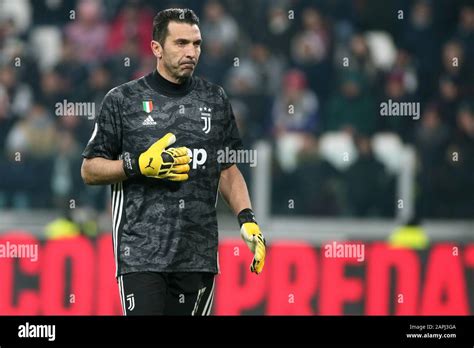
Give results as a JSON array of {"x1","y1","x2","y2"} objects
[
  {"x1": 237, "y1": 208, "x2": 257, "y2": 227},
  {"x1": 122, "y1": 152, "x2": 141, "y2": 178}
]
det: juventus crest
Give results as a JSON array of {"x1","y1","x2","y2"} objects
[
  {"x1": 126, "y1": 293, "x2": 135, "y2": 311},
  {"x1": 200, "y1": 107, "x2": 212, "y2": 134}
]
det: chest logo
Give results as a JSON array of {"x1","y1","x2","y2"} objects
[
  {"x1": 143, "y1": 115, "x2": 157, "y2": 126},
  {"x1": 142, "y1": 100, "x2": 153, "y2": 113},
  {"x1": 200, "y1": 107, "x2": 212, "y2": 134}
]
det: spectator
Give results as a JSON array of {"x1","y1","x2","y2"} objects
[
  {"x1": 31, "y1": 0, "x2": 71, "y2": 26},
  {"x1": 229, "y1": 98, "x2": 250, "y2": 142},
  {"x1": 201, "y1": 0, "x2": 239, "y2": 53},
  {"x1": 401, "y1": 0, "x2": 440, "y2": 101},
  {"x1": 414, "y1": 104, "x2": 450, "y2": 217},
  {"x1": 54, "y1": 39, "x2": 89, "y2": 94},
  {"x1": 56, "y1": 107, "x2": 93, "y2": 149},
  {"x1": 0, "y1": 85, "x2": 14, "y2": 149},
  {"x1": 36, "y1": 69, "x2": 67, "y2": 111},
  {"x1": 0, "y1": 64, "x2": 33, "y2": 118},
  {"x1": 107, "y1": 37, "x2": 142, "y2": 86},
  {"x1": 223, "y1": 56, "x2": 260, "y2": 96},
  {"x1": 438, "y1": 104, "x2": 474, "y2": 217},
  {"x1": 437, "y1": 74, "x2": 462, "y2": 129},
  {"x1": 272, "y1": 69, "x2": 319, "y2": 135},
  {"x1": 106, "y1": 2, "x2": 154, "y2": 58},
  {"x1": 224, "y1": 42, "x2": 284, "y2": 96},
  {"x1": 345, "y1": 135, "x2": 392, "y2": 216},
  {"x1": 5, "y1": 104, "x2": 57, "y2": 159},
  {"x1": 249, "y1": 43, "x2": 284, "y2": 95},
  {"x1": 335, "y1": 33, "x2": 377, "y2": 89},
  {"x1": 325, "y1": 71, "x2": 376, "y2": 136},
  {"x1": 79, "y1": 64, "x2": 113, "y2": 107},
  {"x1": 0, "y1": 0, "x2": 31, "y2": 35},
  {"x1": 291, "y1": 7, "x2": 332, "y2": 97},
  {"x1": 378, "y1": 71, "x2": 416, "y2": 142},
  {"x1": 51, "y1": 130, "x2": 83, "y2": 209},
  {"x1": 415, "y1": 103, "x2": 450, "y2": 169},
  {"x1": 262, "y1": 5, "x2": 293, "y2": 56},
  {"x1": 272, "y1": 136, "x2": 343, "y2": 216},
  {"x1": 64, "y1": 0, "x2": 109, "y2": 64},
  {"x1": 454, "y1": 6, "x2": 473, "y2": 66},
  {"x1": 271, "y1": 69, "x2": 319, "y2": 172},
  {"x1": 440, "y1": 40, "x2": 470, "y2": 100},
  {"x1": 195, "y1": 38, "x2": 229, "y2": 85},
  {"x1": 4, "y1": 103, "x2": 56, "y2": 207},
  {"x1": 291, "y1": 7, "x2": 330, "y2": 65},
  {"x1": 389, "y1": 48, "x2": 419, "y2": 95}
]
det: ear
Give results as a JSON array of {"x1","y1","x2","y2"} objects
[{"x1": 151, "y1": 40, "x2": 163, "y2": 59}]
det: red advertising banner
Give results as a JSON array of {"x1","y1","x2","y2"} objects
[{"x1": 0, "y1": 232, "x2": 473, "y2": 315}]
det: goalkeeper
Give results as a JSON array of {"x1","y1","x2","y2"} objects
[{"x1": 81, "y1": 8, "x2": 265, "y2": 315}]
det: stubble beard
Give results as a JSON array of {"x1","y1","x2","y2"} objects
[{"x1": 163, "y1": 57, "x2": 194, "y2": 84}]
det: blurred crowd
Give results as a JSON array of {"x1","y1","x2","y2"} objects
[{"x1": 0, "y1": 0, "x2": 472, "y2": 219}]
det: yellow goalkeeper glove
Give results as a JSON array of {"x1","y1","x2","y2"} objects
[
  {"x1": 123, "y1": 133, "x2": 190, "y2": 181},
  {"x1": 238, "y1": 208, "x2": 266, "y2": 274}
]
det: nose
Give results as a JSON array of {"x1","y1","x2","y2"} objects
[{"x1": 184, "y1": 45, "x2": 197, "y2": 60}]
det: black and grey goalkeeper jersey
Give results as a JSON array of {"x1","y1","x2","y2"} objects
[{"x1": 82, "y1": 70, "x2": 243, "y2": 276}]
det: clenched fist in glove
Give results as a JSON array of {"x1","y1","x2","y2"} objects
[{"x1": 123, "y1": 133, "x2": 190, "y2": 181}]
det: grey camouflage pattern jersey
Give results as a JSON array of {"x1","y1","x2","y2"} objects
[{"x1": 82, "y1": 70, "x2": 243, "y2": 276}]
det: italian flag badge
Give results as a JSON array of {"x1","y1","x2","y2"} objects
[{"x1": 142, "y1": 101, "x2": 153, "y2": 113}]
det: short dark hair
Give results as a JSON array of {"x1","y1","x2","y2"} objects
[{"x1": 152, "y1": 8, "x2": 200, "y2": 46}]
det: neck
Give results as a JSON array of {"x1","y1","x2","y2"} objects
[{"x1": 145, "y1": 67, "x2": 195, "y2": 97}]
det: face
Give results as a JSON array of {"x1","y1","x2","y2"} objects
[{"x1": 152, "y1": 21, "x2": 202, "y2": 81}]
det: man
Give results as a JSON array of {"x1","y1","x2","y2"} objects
[{"x1": 81, "y1": 8, "x2": 265, "y2": 315}]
